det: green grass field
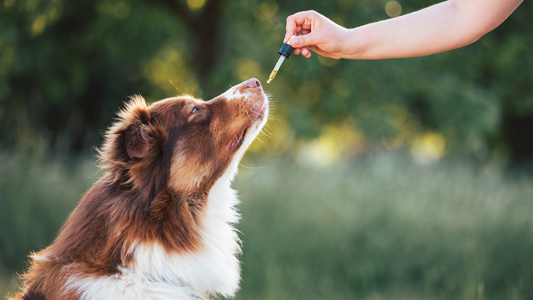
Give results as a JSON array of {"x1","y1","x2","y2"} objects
[{"x1": 1, "y1": 153, "x2": 532, "y2": 299}]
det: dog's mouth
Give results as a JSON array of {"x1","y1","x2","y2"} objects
[{"x1": 227, "y1": 128, "x2": 247, "y2": 152}]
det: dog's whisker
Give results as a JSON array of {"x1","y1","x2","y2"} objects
[
  {"x1": 261, "y1": 124, "x2": 272, "y2": 133},
  {"x1": 169, "y1": 79, "x2": 184, "y2": 95},
  {"x1": 262, "y1": 126, "x2": 272, "y2": 135},
  {"x1": 190, "y1": 81, "x2": 200, "y2": 97},
  {"x1": 244, "y1": 108, "x2": 254, "y2": 122},
  {"x1": 261, "y1": 130, "x2": 271, "y2": 138},
  {"x1": 239, "y1": 163, "x2": 267, "y2": 170},
  {"x1": 260, "y1": 131, "x2": 273, "y2": 139},
  {"x1": 247, "y1": 104, "x2": 267, "y2": 116}
]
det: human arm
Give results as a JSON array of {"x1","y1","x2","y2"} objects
[{"x1": 284, "y1": 0, "x2": 523, "y2": 60}]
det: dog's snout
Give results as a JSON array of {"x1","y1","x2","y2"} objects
[{"x1": 243, "y1": 78, "x2": 261, "y2": 89}]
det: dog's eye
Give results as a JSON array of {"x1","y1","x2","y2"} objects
[{"x1": 191, "y1": 107, "x2": 198, "y2": 114}]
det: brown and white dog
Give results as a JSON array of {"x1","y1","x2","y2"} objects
[{"x1": 13, "y1": 78, "x2": 268, "y2": 300}]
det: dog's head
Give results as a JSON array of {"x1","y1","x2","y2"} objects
[{"x1": 98, "y1": 78, "x2": 268, "y2": 197}]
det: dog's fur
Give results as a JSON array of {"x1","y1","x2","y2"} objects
[{"x1": 12, "y1": 79, "x2": 268, "y2": 300}]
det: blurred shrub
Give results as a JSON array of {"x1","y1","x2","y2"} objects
[
  {"x1": 1, "y1": 152, "x2": 532, "y2": 299},
  {"x1": 0, "y1": 153, "x2": 98, "y2": 294},
  {"x1": 235, "y1": 154, "x2": 533, "y2": 300}
]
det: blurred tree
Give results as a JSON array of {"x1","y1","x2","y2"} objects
[
  {"x1": 0, "y1": 0, "x2": 531, "y2": 167},
  {"x1": 150, "y1": 0, "x2": 221, "y2": 81},
  {"x1": 0, "y1": 0, "x2": 194, "y2": 153}
]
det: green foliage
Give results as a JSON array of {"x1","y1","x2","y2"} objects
[
  {"x1": 1, "y1": 0, "x2": 532, "y2": 164},
  {"x1": 0, "y1": 0, "x2": 191, "y2": 152},
  {"x1": 1, "y1": 153, "x2": 533, "y2": 299}
]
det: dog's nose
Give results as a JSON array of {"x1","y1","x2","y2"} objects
[{"x1": 243, "y1": 78, "x2": 261, "y2": 89}]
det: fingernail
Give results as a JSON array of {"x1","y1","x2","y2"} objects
[{"x1": 291, "y1": 38, "x2": 299, "y2": 46}]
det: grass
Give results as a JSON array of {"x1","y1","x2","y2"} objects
[
  {"x1": 0, "y1": 153, "x2": 98, "y2": 296},
  {"x1": 1, "y1": 152, "x2": 532, "y2": 299}
]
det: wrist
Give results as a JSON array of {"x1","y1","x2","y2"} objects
[{"x1": 339, "y1": 27, "x2": 369, "y2": 60}]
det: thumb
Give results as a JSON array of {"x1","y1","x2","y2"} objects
[{"x1": 289, "y1": 32, "x2": 320, "y2": 48}]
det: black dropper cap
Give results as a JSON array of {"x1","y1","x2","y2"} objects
[{"x1": 279, "y1": 43, "x2": 294, "y2": 58}]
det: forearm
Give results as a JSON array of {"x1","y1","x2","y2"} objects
[{"x1": 343, "y1": 0, "x2": 522, "y2": 60}]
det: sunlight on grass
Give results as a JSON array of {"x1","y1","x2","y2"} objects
[
  {"x1": 411, "y1": 132, "x2": 446, "y2": 163},
  {"x1": 235, "y1": 153, "x2": 533, "y2": 300},
  {"x1": 298, "y1": 122, "x2": 366, "y2": 166},
  {"x1": 1, "y1": 152, "x2": 532, "y2": 299}
]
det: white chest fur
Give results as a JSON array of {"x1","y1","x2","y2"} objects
[{"x1": 129, "y1": 167, "x2": 242, "y2": 298}]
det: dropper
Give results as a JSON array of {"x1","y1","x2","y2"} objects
[{"x1": 267, "y1": 38, "x2": 294, "y2": 83}]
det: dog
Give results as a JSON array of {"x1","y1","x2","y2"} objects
[{"x1": 12, "y1": 78, "x2": 268, "y2": 300}]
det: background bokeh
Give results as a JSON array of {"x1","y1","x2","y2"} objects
[{"x1": 1, "y1": 0, "x2": 532, "y2": 299}]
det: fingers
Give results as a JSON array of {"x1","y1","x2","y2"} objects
[
  {"x1": 289, "y1": 32, "x2": 319, "y2": 49},
  {"x1": 301, "y1": 48, "x2": 311, "y2": 58},
  {"x1": 293, "y1": 47, "x2": 312, "y2": 58},
  {"x1": 283, "y1": 34, "x2": 308, "y2": 58},
  {"x1": 285, "y1": 10, "x2": 320, "y2": 58},
  {"x1": 284, "y1": 10, "x2": 318, "y2": 43}
]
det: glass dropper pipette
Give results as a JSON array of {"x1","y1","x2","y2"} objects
[{"x1": 267, "y1": 39, "x2": 294, "y2": 83}]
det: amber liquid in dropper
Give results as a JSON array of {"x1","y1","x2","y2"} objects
[{"x1": 267, "y1": 70, "x2": 277, "y2": 83}]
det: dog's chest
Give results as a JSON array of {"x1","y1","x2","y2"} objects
[{"x1": 130, "y1": 181, "x2": 241, "y2": 297}]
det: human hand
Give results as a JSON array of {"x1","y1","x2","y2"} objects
[{"x1": 284, "y1": 10, "x2": 349, "y2": 59}]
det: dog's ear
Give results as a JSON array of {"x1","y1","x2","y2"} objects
[
  {"x1": 119, "y1": 95, "x2": 151, "y2": 159},
  {"x1": 98, "y1": 95, "x2": 154, "y2": 166},
  {"x1": 124, "y1": 122, "x2": 149, "y2": 159}
]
